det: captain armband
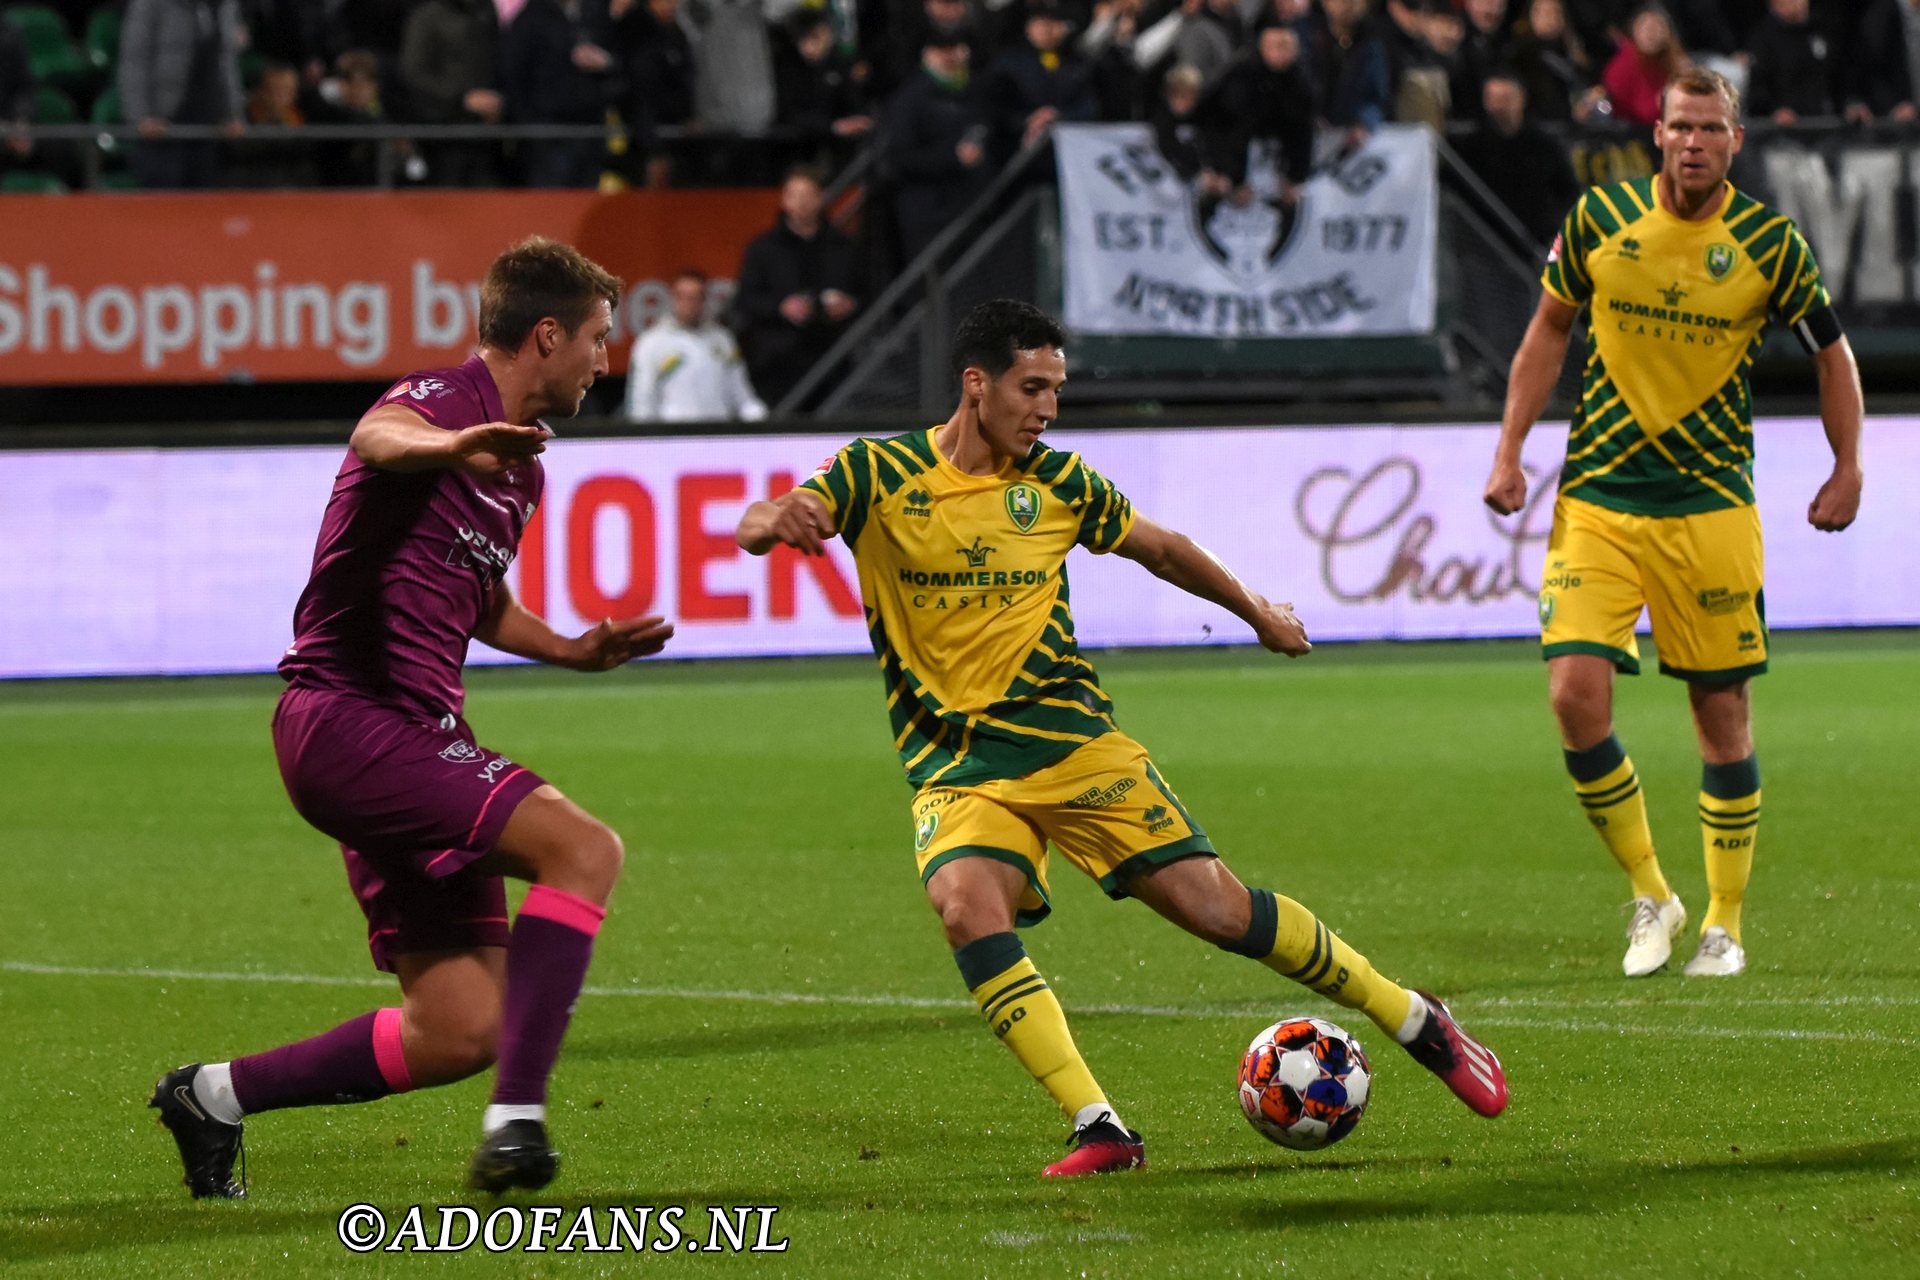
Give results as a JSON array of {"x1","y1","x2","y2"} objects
[{"x1": 1791, "y1": 305, "x2": 1845, "y2": 354}]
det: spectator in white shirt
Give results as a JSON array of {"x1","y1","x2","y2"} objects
[{"x1": 625, "y1": 271, "x2": 770, "y2": 422}]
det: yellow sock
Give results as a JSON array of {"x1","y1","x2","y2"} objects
[
  {"x1": 955, "y1": 933, "x2": 1105, "y2": 1120},
  {"x1": 1700, "y1": 756, "x2": 1761, "y2": 943},
  {"x1": 1565, "y1": 734, "x2": 1672, "y2": 902},
  {"x1": 1222, "y1": 888, "x2": 1415, "y2": 1039}
]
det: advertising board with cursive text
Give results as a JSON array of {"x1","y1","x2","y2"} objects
[{"x1": 1, "y1": 419, "x2": 1910, "y2": 678}]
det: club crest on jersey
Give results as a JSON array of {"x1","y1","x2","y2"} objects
[
  {"x1": 1005, "y1": 483, "x2": 1042, "y2": 533},
  {"x1": 439, "y1": 741, "x2": 484, "y2": 763},
  {"x1": 914, "y1": 810, "x2": 940, "y2": 852},
  {"x1": 1706, "y1": 243, "x2": 1736, "y2": 280}
]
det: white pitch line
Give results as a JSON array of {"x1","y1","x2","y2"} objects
[
  {"x1": 1479, "y1": 992, "x2": 1920, "y2": 1010},
  {"x1": 4, "y1": 960, "x2": 1913, "y2": 1047}
]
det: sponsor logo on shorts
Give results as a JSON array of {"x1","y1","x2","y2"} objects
[
  {"x1": 1696, "y1": 587, "x2": 1752, "y2": 616},
  {"x1": 1737, "y1": 629, "x2": 1762, "y2": 652},
  {"x1": 1142, "y1": 804, "x2": 1175, "y2": 835},
  {"x1": 914, "y1": 811, "x2": 940, "y2": 852},
  {"x1": 440, "y1": 741, "x2": 484, "y2": 763},
  {"x1": 1066, "y1": 778, "x2": 1138, "y2": 809}
]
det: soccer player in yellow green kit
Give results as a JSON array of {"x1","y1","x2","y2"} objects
[
  {"x1": 1484, "y1": 67, "x2": 1864, "y2": 979},
  {"x1": 737, "y1": 299, "x2": 1508, "y2": 1177}
]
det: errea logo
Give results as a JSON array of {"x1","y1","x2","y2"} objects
[{"x1": 903, "y1": 488, "x2": 933, "y2": 518}]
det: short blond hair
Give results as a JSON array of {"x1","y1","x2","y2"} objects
[{"x1": 1659, "y1": 65, "x2": 1741, "y2": 124}]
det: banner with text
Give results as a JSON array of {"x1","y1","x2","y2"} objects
[
  {"x1": 0, "y1": 188, "x2": 776, "y2": 386},
  {"x1": 2, "y1": 419, "x2": 1912, "y2": 679},
  {"x1": 1055, "y1": 123, "x2": 1437, "y2": 338}
]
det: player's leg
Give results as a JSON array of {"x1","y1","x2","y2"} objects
[
  {"x1": 1640, "y1": 502, "x2": 1767, "y2": 978},
  {"x1": 915, "y1": 785, "x2": 1141, "y2": 1176},
  {"x1": 149, "y1": 870, "x2": 514, "y2": 1197},
  {"x1": 1125, "y1": 856, "x2": 1506, "y2": 1118},
  {"x1": 1684, "y1": 679, "x2": 1758, "y2": 976},
  {"x1": 462, "y1": 784, "x2": 623, "y2": 1189},
  {"x1": 1551, "y1": 653, "x2": 1679, "y2": 917},
  {"x1": 1542, "y1": 499, "x2": 1683, "y2": 974}
]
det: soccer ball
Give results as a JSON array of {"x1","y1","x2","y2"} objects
[{"x1": 1237, "y1": 1016, "x2": 1371, "y2": 1150}]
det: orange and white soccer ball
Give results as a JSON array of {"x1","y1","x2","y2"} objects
[{"x1": 1237, "y1": 1016, "x2": 1371, "y2": 1150}]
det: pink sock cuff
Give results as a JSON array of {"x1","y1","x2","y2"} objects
[
  {"x1": 372, "y1": 1007, "x2": 414, "y2": 1093},
  {"x1": 521, "y1": 884, "x2": 608, "y2": 937}
]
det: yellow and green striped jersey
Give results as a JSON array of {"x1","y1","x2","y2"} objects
[
  {"x1": 800, "y1": 428, "x2": 1136, "y2": 789},
  {"x1": 1541, "y1": 177, "x2": 1829, "y2": 515}
]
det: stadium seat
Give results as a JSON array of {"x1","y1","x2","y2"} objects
[
  {"x1": 83, "y1": 6, "x2": 122, "y2": 75},
  {"x1": 32, "y1": 85, "x2": 79, "y2": 125},
  {"x1": 91, "y1": 84, "x2": 121, "y2": 126},
  {"x1": 82, "y1": 83, "x2": 135, "y2": 188},
  {"x1": 3, "y1": 4, "x2": 89, "y2": 90},
  {"x1": 0, "y1": 170, "x2": 67, "y2": 194}
]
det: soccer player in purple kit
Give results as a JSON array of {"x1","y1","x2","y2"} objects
[{"x1": 149, "y1": 237, "x2": 673, "y2": 1197}]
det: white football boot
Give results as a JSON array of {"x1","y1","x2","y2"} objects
[
  {"x1": 1683, "y1": 925, "x2": 1747, "y2": 977},
  {"x1": 1622, "y1": 895, "x2": 1688, "y2": 977}
]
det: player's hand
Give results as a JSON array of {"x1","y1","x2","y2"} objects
[
  {"x1": 451, "y1": 423, "x2": 551, "y2": 475},
  {"x1": 768, "y1": 497, "x2": 831, "y2": 556},
  {"x1": 565, "y1": 615, "x2": 675, "y2": 671},
  {"x1": 1256, "y1": 602, "x2": 1311, "y2": 658},
  {"x1": 1483, "y1": 458, "x2": 1528, "y2": 515},
  {"x1": 1807, "y1": 464, "x2": 1862, "y2": 532}
]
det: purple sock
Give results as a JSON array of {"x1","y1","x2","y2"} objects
[
  {"x1": 229, "y1": 1007, "x2": 413, "y2": 1114},
  {"x1": 493, "y1": 885, "x2": 606, "y2": 1106}
]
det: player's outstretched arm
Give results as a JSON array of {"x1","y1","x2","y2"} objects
[
  {"x1": 476, "y1": 579, "x2": 674, "y2": 671},
  {"x1": 1113, "y1": 515, "x2": 1310, "y2": 657},
  {"x1": 350, "y1": 404, "x2": 551, "y2": 475},
  {"x1": 736, "y1": 490, "x2": 836, "y2": 557},
  {"x1": 1484, "y1": 292, "x2": 1579, "y2": 515},
  {"x1": 1808, "y1": 335, "x2": 1864, "y2": 532}
]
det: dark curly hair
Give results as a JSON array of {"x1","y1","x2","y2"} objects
[{"x1": 950, "y1": 299, "x2": 1068, "y2": 382}]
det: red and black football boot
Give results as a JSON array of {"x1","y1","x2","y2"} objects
[
  {"x1": 1042, "y1": 1113, "x2": 1147, "y2": 1177},
  {"x1": 1403, "y1": 991, "x2": 1509, "y2": 1118}
]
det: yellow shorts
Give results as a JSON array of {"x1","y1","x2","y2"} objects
[
  {"x1": 1539, "y1": 495, "x2": 1767, "y2": 683},
  {"x1": 910, "y1": 731, "x2": 1214, "y2": 926}
]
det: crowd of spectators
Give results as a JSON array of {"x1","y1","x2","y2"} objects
[
  {"x1": 4, "y1": 0, "x2": 1919, "y2": 198},
  {"x1": 10, "y1": 0, "x2": 1920, "y2": 412}
]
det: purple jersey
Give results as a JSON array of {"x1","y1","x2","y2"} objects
[{"x1": 279, "y1": 354, "x2": 543, "y2": 721}]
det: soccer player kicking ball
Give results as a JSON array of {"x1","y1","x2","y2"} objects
[
  {"x1": 1485, "y1": 68, "x2": 1863, "y2": 979},
  {"x1": 151, "y1": 238, "x2": 673, "y2": 1198},
  {"x1": 736, "y1": 300, "x2": 1508, "y2": 1177}
]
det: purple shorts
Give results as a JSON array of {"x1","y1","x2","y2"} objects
[{"x1": 272, "y1": 683, "x2": 546, "y2": 971}]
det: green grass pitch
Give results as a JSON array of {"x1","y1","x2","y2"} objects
[{"x1": 2, "y1": 634, "x2": 1916, "y2": 1277}]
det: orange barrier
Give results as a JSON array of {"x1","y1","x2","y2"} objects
[{"x1": 0, "y1": 188, "x2": 777, "y2": 385}]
